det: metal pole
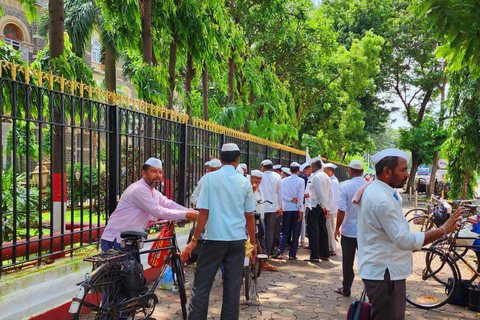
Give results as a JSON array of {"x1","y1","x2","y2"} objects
[
  {"x1": 415, "y1": 191, "x2": 418, "y2": 209},
  {"x1": 108, "y1": 103, "x2": 119, "y2": 216},
  {"x1": 178, "y1": 123, "x2": 188, "y2": 206}
]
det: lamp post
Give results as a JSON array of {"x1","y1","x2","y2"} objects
[{"x1": 32, "y1": 164, "x2": 50, "y2": 195}]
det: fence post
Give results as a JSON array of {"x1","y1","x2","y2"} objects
[
  {"x1": 178, "y1": 123, "x2": 188, "y2": 206},
  {"x1": 108, "y1": 104, "x2": 119, "y2": 216},
  {"x1": 278, "y1": 148, "x2": 281, "y2": 166},
  {"x1": 246, "y1": 140, "x2": 251, "y2": 169}
]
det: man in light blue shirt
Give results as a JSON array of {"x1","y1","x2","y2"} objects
[
  {"x1": 181, "y1": 143, "x2": 256, "y2": 320},
  {"x1": 274, "y1": 162, "x2": 305, "y2": 260}
]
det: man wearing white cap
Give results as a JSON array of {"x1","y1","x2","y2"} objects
[
  {"x1": 299, "y1": 162, "x2": 311, "y2": 247},
  {"x1": 101, "y1": 158, "x2": 198, "y2": 254},
  {"x1": 273, "y1": 164, "x2": 282, "y2": 175},
  {"x1": 205, "y1": 161, "x2": 211, "y2": 173},
  {"x1": 259, "y1": 159, "x2": 283, "y2": 257},
  {"x1": 190, "y1": 159, "x2": 221, "y2": 206},
  {"x1": 274, "y1": 162, "x2": 305, "y2": 260},
  {"x1": 357, "y1": 148, "x2": 462, "y2": 320},
  {"x1": 306, "y1": 156, "x2": 332, "y2": 262},
  {"x1": 323, "y1": 163, "x2": 339, "y2": 256},
  {"x1": 239, "y1": 163, "x2": 248, "y2": 178},
  {"x1": 182, "y1": 143, "x2": 256, "y2": 320},
  {"x1": 333, "y1": 159, "x2": 366, "y2": 298}
]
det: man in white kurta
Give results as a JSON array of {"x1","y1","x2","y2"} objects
[{"x1": 323, "y1": 163, "x2": 339, "y2": 255}]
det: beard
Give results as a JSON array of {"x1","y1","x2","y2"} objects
[{"x1": 147, "y1": 178, "x2": 161, "y2": 187}]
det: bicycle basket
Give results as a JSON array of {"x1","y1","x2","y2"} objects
[{"x1": 148, "y1": 223, "x2": 173, "y2": 268}]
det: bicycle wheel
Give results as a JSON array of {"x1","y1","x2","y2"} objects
[
  {"x1": 408, "y1": 214, "x2": 436, "y2": 232},
  {"x1": 405, "y1": 208, "x2": 427, "y2": 219},
  {"x1": 406, "y1": 248, "x2": 458, "y2": 309},
  {"x1": 173, "y1": 256, "x2": 188, "y2": 320},
  {"x1": 71, "y1": 265, "x2": 122, "y2": 320},
  {"x1": 243, "y1": 266, "x2": 251, "y2": 301},
  {"x1": 431, "y1": 237, "x2": 469, "y2": 263}
]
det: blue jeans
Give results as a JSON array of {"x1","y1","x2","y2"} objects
[{"x1": 278, "y1": 211, "x2": 301, "y2": 258}]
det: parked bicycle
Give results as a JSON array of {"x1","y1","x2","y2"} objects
[{"x1": 69, "y1": 219, "x2": 189, "y2": 320}]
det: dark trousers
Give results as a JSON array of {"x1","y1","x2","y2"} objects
[
  {"x1": 306, "y1": 205, "x2": 329, "y2": 259},
  {"x1": 188, "y1": 240, "x2": 245, "y2": 320},
  {"x1": 363, "y1": 269, "x2": 406, "y2": 320},
  {"x1": 258, "y1": 218, "x2": 266, "y2": 254},
  {"x1": 278, "y1": 211, "x2": 301, "y2": 258},
  {"x1": 275, "y1": 215, "x2": 282, "y2": 248},
  {"x1": 340, "y1": 235, "x2": 357, "y2": 296},
  {"x1": 264, "y1": 212, "x2": 277, "y2": 256}
]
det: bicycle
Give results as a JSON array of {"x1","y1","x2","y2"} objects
[
  {"x1": 69, "y1": 219, "x2": 189, "y2": 320},
  {"x1": 406, "y1": 208, "x2": 480, "y2": 309}
]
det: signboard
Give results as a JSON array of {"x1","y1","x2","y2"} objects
[{"x1": 438, "y1": 159, "x2": 448, "y2": 170}]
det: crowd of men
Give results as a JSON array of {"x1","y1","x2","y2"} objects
[{"x1": 101, "y1": 144, "x2": 463, "y2": 320}]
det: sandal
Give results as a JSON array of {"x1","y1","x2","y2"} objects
[
  {"x1": 334, "y1": 288, "x2": 350, "y2": 297},
  {"x1": 289, "y1": 256, "x2": 297, "y2": 260},
  {"x1": 272, "y1": 253, "x2": 283, "y2": 259}
]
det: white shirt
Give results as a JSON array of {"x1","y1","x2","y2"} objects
[
  {"x1": 329, "y1": 175, "x2": 340, "y2": 216},
  {"x1": 259, "y1": 171, "x2": 282, "y2": 212},
  {"x1": 337, "y1": 176, "x2": 367, "y2": 238},
  {"x1": 309, "y1": 169, "x2": 332, "y2": 210},
  {"x1": 304, "y1": 175, "x2": 312, "y2": 208},
  {"x1": 357, "y1": 180, "x2": 425, "y2": 280},
  {"x1": 253, "y1": 187, "x2": 265, "y2": 219},
  {"x1": 190, "y1": 176, "x2": 205, "y2": 206},
  {"x1": 281, "y1": 174, "x2": 305, "y2": 212}
]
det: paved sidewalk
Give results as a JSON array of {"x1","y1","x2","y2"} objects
[{"x1": 150, "y1": 195, "x2": 479, "y2": 319}]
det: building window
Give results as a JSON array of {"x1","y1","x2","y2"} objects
[
  {"x1": 91, "y1": 40, "x2": 101, "y2": 63},
  {"x1": 3, "y1": 23, "x2": 29, "y2": 62}
]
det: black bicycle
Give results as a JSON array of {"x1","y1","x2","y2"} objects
[{"x1": 69, "y1": 219, "x2": 189, "y2": 320}]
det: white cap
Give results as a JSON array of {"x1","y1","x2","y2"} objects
[
  {"x1": 273, "y1": 164, "x2": 282, "y2": 170},
  {"x1": 236, "y1": 166, "x2": 244, "y2": 174},
  {"x1": 309, "y1": 156, "x2": 324, "y2": 168},
  {"x1": 205, "y1": 161, "x2": 211, "y2": 166},
  {"x1": 290, "y1": 162, "x2": 300, "y2": 168},
  {"x1": 221, "y1": 143, "x2": 240, "y2": 152},
  {"x1": 145, "y1": 158, "x2": 162, "y2": 169},
  {"x1": 281, "y1": 167, "x2": 291, "y2": 175},
  {"x1": 349, "y1": 160, "x2": 363, "y2": 170},
  {"x1": 371, "y1": 148, "x2": 410, "y2": 165},
  {"x1": 261, "y1": 159, "x2": 273, "y2": 166},
  {"x1": 251, "y1": 170, "x2": 263, "y2": 178},
  {"x1": 209, "y1": 159, "x2": 221, "y2": 168},
  {"x1": 300, "y1": 163, "x2": 311, "y2": 171},
  {"x1": 239, "y1": 163, "x2": 247, "y2": 169},
  {"x1": 324, "y1": 163, "x2": 337, "y2": 170}
]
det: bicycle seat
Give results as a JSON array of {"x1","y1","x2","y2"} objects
[
  {"x1": 465, "y1": 204, "x2": 477, "y2": 210},
  {"x1": 120, "y1": 230, "x2": 148, "y2": 239}
]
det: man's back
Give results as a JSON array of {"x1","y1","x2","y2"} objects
[
  {"x1": 338, "y1": 177, "x2": 367, "y2": 238},
  {"x1": 260, "y1": 171, "x2": 282, "y2": 212}
]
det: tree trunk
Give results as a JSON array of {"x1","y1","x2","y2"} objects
[
  {"x1": 168, "y1": 28, "x2": 178, "y2": 110},
  {"x1": 228, "y1": 56, "x2": 235, "y2": 103},
  {"x1": 427, "y1": 151, "x2": 438, "y2": 197},
  {"x1": 202, "y1": 62, "x2": 208, "y2": 121},
  {"x1": 462, "y1": 169, "x2": 470, "y2": 200},
  {"x1": 104, "y1": 45, "x2": 116, "y2": 104},
  {"x1": 185, "y1": 52, "x2": 196, "y2": 121},
  {"x1": 49, "y1": 0, "x2": 65, "y2": 234},
  {"x1": 406, "y1": 151, "x2": 419, "y2": 193},
  {"x1": 140, "y1": 0, "x2": 153, "y2": 65}
]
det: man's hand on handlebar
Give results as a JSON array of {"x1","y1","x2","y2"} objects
[{"x1": 185, "y1": 210, "x2": 199, "y2": 221}]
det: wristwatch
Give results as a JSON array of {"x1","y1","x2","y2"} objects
[{"x1": 191, "y1": 235, "x2": 199, "y2": 242}]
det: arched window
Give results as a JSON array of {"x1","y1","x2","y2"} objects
[
  {"x1": 4, "y1": 23, "x2": 22, "y2": 50},
  {"x1": 91, "y1": 40, "x2": 101, "y2": 63}
]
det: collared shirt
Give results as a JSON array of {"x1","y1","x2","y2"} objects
[
  {"x1": 259, "y1": 171, "x2": 282, "y2": 212},
  {"x1": 190, "y1": 175, "x2": 205, "y2": 206},
  {"x1": 197, "y1": 165, "x2": 256, "y2": 241},
  {"x1": 309, "y1": 170, "x2": 332, "y2": 210},
  {"x1": 329, "y1": 175, "x2": 340, "y2": 216},
  {"x1": 357, "y1": 179, "x2": 425, "y2": 281},
  {"x1": 102, "y1": 178, "x2": 188, "y2": 242},
  {"x1": 281, "y1": 174, "x2": 305, "y2": 212},
  {"x1": 253, "y1": 187, "x2": 265, "y2": 219},
  {"x1": 337, "y1": 176, "x2": 367, "y2": 238}
]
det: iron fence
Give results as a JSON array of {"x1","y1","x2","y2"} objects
[{"x1": 0, "y1": 64, "x2": 349, "y2": 275}]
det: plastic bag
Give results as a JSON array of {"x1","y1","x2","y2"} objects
[{"x1": 157, "y1": 265, "x2": 173, "y2": 290}]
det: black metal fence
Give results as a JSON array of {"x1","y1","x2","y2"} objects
[{"x1": 0, "y1": 63, "x2": 349, "y2": 275}]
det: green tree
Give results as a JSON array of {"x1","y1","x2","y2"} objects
[{"x1": 4, "y1": 121, "x2": 39, "y2": 173}]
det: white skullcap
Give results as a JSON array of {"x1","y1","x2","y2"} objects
[
  {"x1": 281, "y1": 167, "x2": 291, "y2": 175},
  {"x1": 236, "y1": 166, "x2": 244, "y2": 174},
  {"x1": 290, "y1": 162, "x2": 300, "y2": 168},
  {"x1": 239, "y1": 163, "x2": 247, "y2": 169},
  {"x1": 371, "y1": 148, "x2": 410, "y2": 165},
  {"x1": 205, "y1": 161, "x2": 211, "y2": 166},
  {"x1": 209, "y1": 159, "x2": 221, "y2": 168},
  {"x1": 309, "y1": 156, "x2": 324, "y2": 167},
  {"x1": 261, "y1": 159, "x2": 273, "y2": 166},
  {"x1": 273, "y1": 164, "x2": 282, "y2": 170},
  {"x1": 251, "y1": 170, "x2": 263, "y2": 178},
  {"x1": 324, "y1": 163, "x2": 337, "y2": 170},
  {"x1": 349, "y1": 160, "x2": 363, "y2": 170},
  {"x1": 300, "y1": 163, "x2": 311, "y2": 171},
  {"x1": 221, "y1": 143, "x2": 240, "y2": 152},
  {"x1": 145, "y1": 158, "x2": 162, "y2": 169}
]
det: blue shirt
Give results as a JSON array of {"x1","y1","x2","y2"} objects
[
  {"x1": 281, "y1": 174, "x2": 305, "y2": 212},
  {"x1": 196, "y1": 165, "x2": 256, "y2": 241},
  {"x1": 337, "y1": 176, "x2": 367, "y2": 238}
]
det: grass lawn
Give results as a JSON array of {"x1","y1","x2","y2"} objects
[{"x1": 41, "y1": 208, "x2": 106, "y2": 224}]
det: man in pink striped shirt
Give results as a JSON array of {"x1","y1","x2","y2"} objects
[{"x1": 101, "y1": 158, "x2": 198, "y2": 252}]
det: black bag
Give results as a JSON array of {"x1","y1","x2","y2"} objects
[
  {"x1": 447, "y1": 278, "x2": 471, "y2": 307},
  {"x1": 186, "y1": 222, "x2": 203, "y2": 263},
  {"x1": 120, "y1": 260, "x2": 147, "y2": 298}
]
